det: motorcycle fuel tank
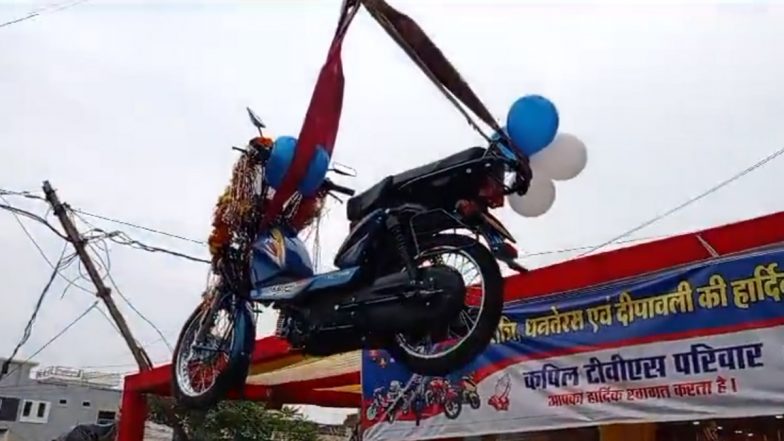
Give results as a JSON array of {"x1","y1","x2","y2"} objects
[{"x1": 250, "y1": 227, "x2": 314, "y2": 289}]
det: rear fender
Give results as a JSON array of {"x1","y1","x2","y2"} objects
[
  {"x1": 411, "y1": 208, "x2": 519, "y2": 267},
  {"x1": 476, "y1": 212, "x2": 526, "y2": 273},
  {"x1": 478, "y1": 211, "x2": 515, "y2": 244}
]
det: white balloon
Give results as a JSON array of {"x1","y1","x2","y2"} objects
[
  {"x1": 507, "y1": 175, "x2": 556, "y2": 218},
  {"x1": 530, "y1": 133, "x2": 588, "y2": 181}
]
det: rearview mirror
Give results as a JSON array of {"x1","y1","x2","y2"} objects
[
  {"x1": 329, "y1": 162, "x2": 357, "y2": 177},
  {"x1": 246, "y1": 107, "x2": 266, "y2": 133}
]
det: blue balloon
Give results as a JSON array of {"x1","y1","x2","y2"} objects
[
  {"x1": 266, "y1": 136, "x2": 297, "y2": 189},
  {"x1": 298, "y1": 145, "x2": 330, "y2": 197},
  {"x1": 506, "y1": 95, "x2": 559, "y2": 156}
]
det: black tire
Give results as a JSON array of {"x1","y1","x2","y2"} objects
[
  {"x1": 171, "y1": 297, "x2": 254, "y2": 410},
  {"x1": 469, "y1": 393, "x2": 481, "y2": 410},
  {"x1": 389, "y1": 234, "x2": 504, "y2": 376},
  {"x1": 365, "y1": 403, "x2": 378, "y2": 421},
  {"x1": 412, "y1": 397, "x2": 425, "y2": 426},
  {"x1": 425, "y1": 390, "x2": 434, "y2": 406},
  {"x1": 443, "y1": 397, "x2": 462, "y2": 420}
]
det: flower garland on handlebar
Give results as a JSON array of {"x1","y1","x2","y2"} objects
[{"x1": 207, "y1": 135, "x2": 327, "y2": 272}]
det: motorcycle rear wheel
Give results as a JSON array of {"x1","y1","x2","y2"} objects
[
  {"x1": 389, "y1": 234, "x2": 504, "y2": 376},
  {"x1": 469, "y1": 393, "x2": 481, "y2": 409},
  {"x1": 171, "y1": 294, "x2": 254, "y2": 409}
]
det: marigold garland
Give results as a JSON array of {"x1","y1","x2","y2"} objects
[{"x1": 207, "y1": 135, "x2": 328, "y2": 264}]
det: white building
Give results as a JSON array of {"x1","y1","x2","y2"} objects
[{"x1": 0, "y1": 359, "x2": 121, "y2": 441}]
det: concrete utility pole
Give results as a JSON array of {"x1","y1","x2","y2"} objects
[
  {"x1": 44, "y1": 181, "x2": 152, "y2": 371},
  {"x1": 42, "y1": 180, "x2": 189, "y2": 441},
  {"x1": 43, "y1": 181, "x2": 151, "y2": 370}
]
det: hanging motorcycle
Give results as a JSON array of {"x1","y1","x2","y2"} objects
[
  {"x1": 170, "y1": 108, "x2": 532, "y2": 409},
  {"x1": 168, "y1": 0, "x2": 577, "y2": 410}
]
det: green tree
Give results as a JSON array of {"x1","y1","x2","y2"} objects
[{"x1": 149, "y1": 398, "x2": 317, "y2": 441}]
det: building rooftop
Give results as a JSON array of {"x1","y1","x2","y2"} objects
[
  {"x1": 35, "y1": 366, "x2": 122, "y2": 389},
  {"x1": 0, "y1": 358, "x2": 39, "y2": 368}
]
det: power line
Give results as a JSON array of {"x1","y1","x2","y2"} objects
[
  {"x1": 62, "y1": 206, "x2": 210, "y2": 264},
  {"x1": 0, "y1": 189, "x2": 45, "y2": 200},
  {"x1": 1, "y1": 188, "x2": 206, "y2": 247},
  {"x1": 72, "y1": 207, "x2": 206, "y2": 245},
  {"x1": 83, "y1": 227, "x2": 211, "y2": 264},
  {"x1": 0, "y1": 248, "x2": 71, "y2": 381},
  {"x1": 0, "y1": 195, "x2": 68, "y2": 240},
  {"x1": 2, "y1": 193, "x2": 193, "y2": 352},
  {"x1": 0, "y1": 194, "x2": 122, "y2": 336},
  {"x1": 0, "y1": 301, "x2": 99, "y2": 381},
  {"x1": 0, "y1": 193, "x2": 209, "y2": 264},
  {"x1": 86, "y1": 235, "x2": 175, "y2": 352},
  {"x1": 0, "y1": 194, "x2": 69, "y2": 267},
  {"x1": 0, "y1": 0, "x2": 90, "y2": 30},
  {"x1": 520, "y1": 234, "x2": 666, "y2": 259},
  {"x1": 104, "y1": 272, "x2": 174, "y2": 352},
  {"x1": 580, "y1": 145, "x2": 784, "y2": 257},
  {"x1": 70, "y1": 211, "x2": 175, "y2": 351}
]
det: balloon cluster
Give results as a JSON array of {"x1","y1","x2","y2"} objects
[
  {"x1": 498, "y1": 95, "x2": 588, "y2": 218},
  {"x1": 266, "y1": 136, "x2": 331, "y2": 197}
]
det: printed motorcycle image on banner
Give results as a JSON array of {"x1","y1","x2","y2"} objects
[{"x1": 361, "y1": 246, "x2": 784, "y2": 441}]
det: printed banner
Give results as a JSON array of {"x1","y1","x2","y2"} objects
[{"x1": 361, "y1": 246, "x2": 784, "y2": 441}]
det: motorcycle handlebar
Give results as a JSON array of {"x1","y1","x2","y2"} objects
[{"x1": 323, "y1": 178, "x2": 356, "y2": 196}]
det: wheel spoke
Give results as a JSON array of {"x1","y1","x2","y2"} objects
[
  {"x1": 396, "y1": 245, "x2": 486, "y2": 360},
  {"x1": 459, "y1": 310, "x2": 476, "y2": 329},
  {"x1": 175, "y1": 303, "x2": 237, "y2": 398}
]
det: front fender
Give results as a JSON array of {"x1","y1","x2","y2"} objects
[{"x1": 232, "y1": 299, "x2": 257, "y2": 365}]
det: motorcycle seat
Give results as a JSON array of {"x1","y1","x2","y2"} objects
[{"x1": 346, "y1": 147, "x2": 487, "y2": 222}]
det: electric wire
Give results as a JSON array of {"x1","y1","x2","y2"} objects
[
  {"x1": 1, "y1": 194, "x2": 189, "y2": 354},
  {"x1": 0, "y1": 0, "x2": 90, "y2": 29},
  {"x1": 0, "y1": 247, "x2": 71, "y2": 381},
  {"x1": 0, "y1": 197, "x2": 68, "y2": 240},
  {"x1": 579, "y1": 145, "x2": 784, "y2": 257},
  {"x1": 519, "y1": 235, "x2": 666, "y2": 259},
  {"x1": 84, "y1": 227, "x2": 211, "y2": 264},
  {"x1": 71, "y1": 207, "x2": 206, "y2": 245},
  {"x1": 70, "y1": 211, "x2": 175, "y2": 351},
  {"x1": 0, "y1": 194, "x2": 122, "y2": 335},
  {"x1": 0, "y1": 301, "x2": 99, "y2": 381}
]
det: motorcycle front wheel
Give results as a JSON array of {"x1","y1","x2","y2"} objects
[
  {"x1": 171, "y1": 293, "x2": 255, "y2": 409},
  {"x1": 390, "y1": 234, "x2": 504, "y2": 376},
  {"x1": 443, "y1": 397, "x2": 462, "y2": 420},
  {"x1": 365, "y1": 403, "x2": 378, "y2": 421}
]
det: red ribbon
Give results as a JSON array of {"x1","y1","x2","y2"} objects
[{"x1": 263, "y1": 7, "x2": 356, "y2": 226}]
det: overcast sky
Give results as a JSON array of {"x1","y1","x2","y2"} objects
[{"x1": 2, "y1": 0, "x2": 783, "y2": 424}]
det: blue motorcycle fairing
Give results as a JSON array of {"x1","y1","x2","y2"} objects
[
  {"x1": 228, "y1": 298, "x2": 256, "y2": 372},
  {"x1": 251, "y1": 267, "x2": 360, "y2": 301},
  {"x1": 334, "y1": 209, "x2": 386, "y2": 269},
  {"x1": 250, "y1": 226, "x2": 314, "y2": 289}
]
